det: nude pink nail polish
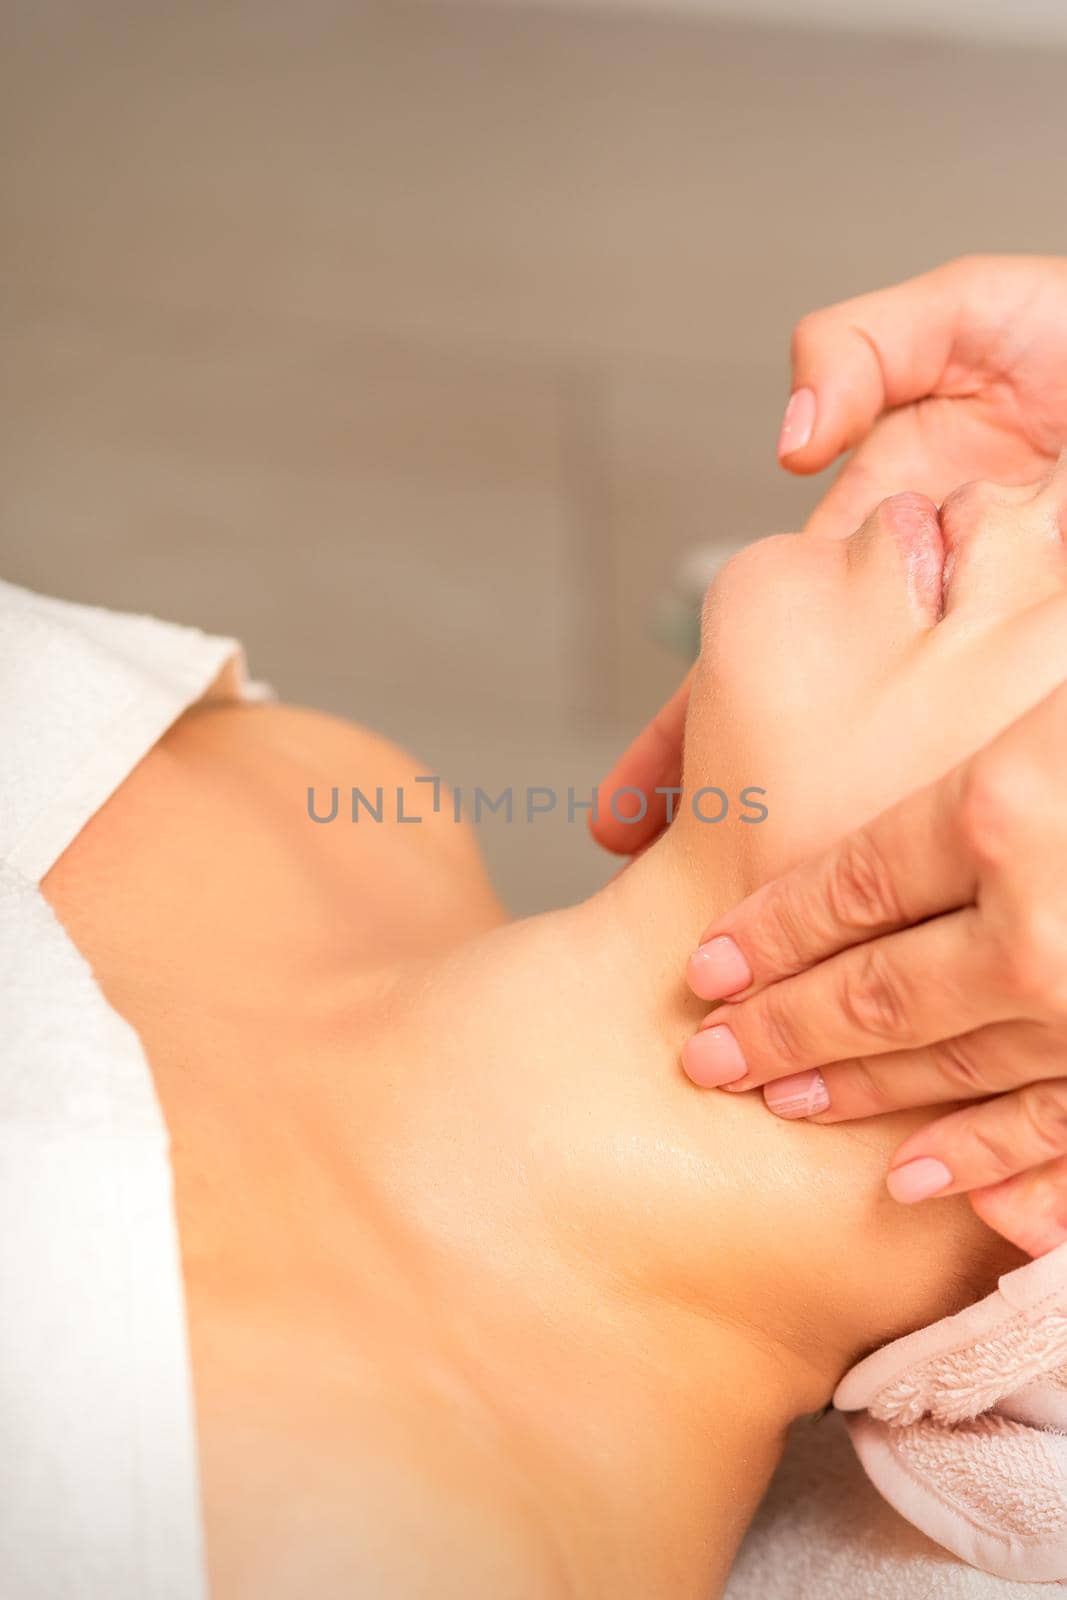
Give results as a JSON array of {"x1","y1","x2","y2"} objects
[
  {"x1": 687, "y1": 936, "x2": 752, "y2": 1000},
  {"x1": 763, "y1": 1070, "x2": 829, "y2": 1119},
  {"x1": 681, "y1": 1024, "x2": 748, "y2": 1088},
  {"x1": 777, "y1": 387, "x2": 816, "y2": 459},
  {"x1": 886, "y1": 1157, "x2": 953, "y2": 1204}
]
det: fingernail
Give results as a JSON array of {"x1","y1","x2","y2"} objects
[
  {"x1": 777, "y1": 386, "x2": 816, "y2": 458},
  {"x1": 763, "y1": 1069, "x2": 830, "y2": 1120},
  {"x1": 687, "y1": 936, "x2": 752, "y2": 1000},
  {"x1": 681, "y1": 1024, "x2": 748, "y2": 1088},
  {"x1": 886, "y1": 1156, "x2": 953, "y2": 1205}
]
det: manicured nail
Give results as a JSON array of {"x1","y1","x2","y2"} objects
[
  {"x1": 763, "y1": 1069, "x2": 829, "y2": 1120},
  {"x1": 886, "y1": 1156, "x2": 953, "y2": 1205},
  {"x1": 687, "y1": 936, "x2": 752, "y2": 1000},
  {"x1": 681, "y1": 1024, "x2": 748, "y2": 1088},
  {"x1": 777, "y1": 386, "x2": 816, "y2": 458}
]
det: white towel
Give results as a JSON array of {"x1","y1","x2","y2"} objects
[
  {"x1": 728, "y1": 1412, "x2": 1049, "y2": 1597},
  {"x1": 0, "y1": 579, "x2": 266, "y2": 1600}
]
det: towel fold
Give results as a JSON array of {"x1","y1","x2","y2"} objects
[{"x1": 834, "y1": 1242, "x2": 1067, "y2": 1583}]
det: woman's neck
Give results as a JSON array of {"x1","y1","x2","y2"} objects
[
  {"x1": 351, "y1": 817, "x2": 1015, "y2": 1593},
  {"x1": 349, "y1": 830, "x2": 847, "y2": 1594},
  {"x1": 41, "y1": 702, "x2": 1009, "y2": 1598}
]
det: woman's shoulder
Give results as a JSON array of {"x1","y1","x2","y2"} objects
[{"x1": 41, "y1": 697, "x2": 505, "y2": 1010}]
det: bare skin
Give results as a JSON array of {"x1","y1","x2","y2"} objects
[
  {"x1": 594, "y1": 259, "x2": 1067, "y2": 1255},
  {"x1": 47, "y1": 445, "x2": 1067, "y2": 1600},
  {"x1": 42, "y1": 691, "x2": 1013, "y2": 1599}
]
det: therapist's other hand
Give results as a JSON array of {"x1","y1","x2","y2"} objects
[
  {"x1": 781, "y1": 254, "x2": 1067, "y2": 537},
  {"x1": 591, "y1": 256, "x2": 1067, "y2": 852},
  {"x1": 684, "y1": 679, "x2": 1067, "y2": 1259},
  {"x1": 590, "y1": 669, "x2": 693, "y2": 854}
]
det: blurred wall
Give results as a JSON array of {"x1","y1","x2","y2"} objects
[
  {"x1": 487, "y1": 0, "x2": 1067, "y2": 45},
  {"x1": 4, "y1": 1, "x2": 1067, "y2": 910}
]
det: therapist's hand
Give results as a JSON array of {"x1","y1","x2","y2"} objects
[
  {"x1": 683, "y1": 680, "x2": 1067, "y2": 1259},
  {"x1": 779, "y1": 254, "x2": 1067, "y2": 538},
  {"x1": 592, "y1": 255, "x2": 1067, "y2": 855}
]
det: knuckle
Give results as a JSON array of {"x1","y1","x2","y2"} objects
[
  {"x1": 826, "y1": 832, "x2": 903, "y2": 933},
  {"x1": 941, "y1": 254, "x2": 985, "y2": 295},
  {"x1": 843, "y1": 1056, "x2": 898, "y2": 1116},
  {"x1": 756, "y1": 989, "x2": 806, "y2": 1070},
  {"x1": 957, "y1": 755, "x2": 1023, "y2": 869},
  {"x1": 838, "y1": 946, "x2": 909, "y2": 1043},
  {"x1": 757, "y1": 880, "x2": 812, "y2": 975},
  {"x1": 932, "y1": 1035, "x2": 1002, "y2": 1097},
  {"x1": 1021, "y1": 1082, "x2": 1067, "y2": 1159},
  {"x1": 790, "y1": 310, "x2": 823, "y2": 362},
  {"x1": 995, "y1": 916, "x2": 1065, "y2": 1011},
  {"x1": 962, "y1": 1118, "x2": 1020, "y2": 1185}
]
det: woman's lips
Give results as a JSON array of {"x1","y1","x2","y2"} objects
[{"x1": 879, "y1": 492, "x2": 946, "y2": 619}]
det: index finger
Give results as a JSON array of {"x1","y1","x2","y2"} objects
[
  {"x1": 780, "y1": 258, "x2": 965, "y2": 476},
  {"x1": 687, "y1": 760, "x2": 976, "y2": 1003}
]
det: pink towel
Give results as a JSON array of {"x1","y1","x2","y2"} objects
[{"x1": 834, "y1": 1241, "x2": 1067, "y2": 1583}]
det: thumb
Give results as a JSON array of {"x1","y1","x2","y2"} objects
[
  {"x1": 802, "y1": 405, "x2": 963, "y2": 539},
  {"x1": 777, "y1": 259, "x2": 965, "y2": 475}
]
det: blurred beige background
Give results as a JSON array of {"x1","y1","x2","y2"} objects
[{"x1": 4, "y1": 0, "x2": 1067, "y2": 910}]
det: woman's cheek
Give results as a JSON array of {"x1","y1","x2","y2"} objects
[
  {"x1": 693, "y1": 546, "x2": 894, "y2": 881},
  {"x1": 681, "y1": 664, "x2": 837, "y2": 890}
]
